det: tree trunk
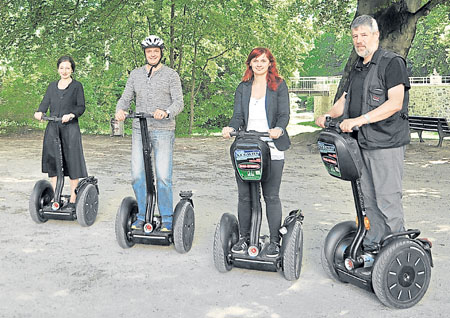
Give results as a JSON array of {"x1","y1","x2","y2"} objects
[
  {"x1": 169, "y1": 0, "x2": 175, "y2": 68},
  {"x1": 335, "y1": 0, "x2": 445, "y2": 102},
  {"x1": 189, "y1": 39, "x2": 198, "y2": 135}
]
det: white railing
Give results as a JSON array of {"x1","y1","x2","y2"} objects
[
  {"x1": 289, "y1": 76, "x2": 341, "y2": 92},
  {"x1": 289, "y1": 76, "x2": 450, "y2": 93},
  {"x1": 409, "y1": 76, "x2": 450, "y2": 85}
]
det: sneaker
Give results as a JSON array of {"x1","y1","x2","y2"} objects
[
  {"x1": 160, "y1": 223, "x2": 172, "y2": 232},
  {"x1": 231, "y1": 237, "x2": 248, "y2": 254},
  {"x1": 131, "y1": 219, "x2": 145, "y2": 231},
  {"x1": 266, "y1": 242, "x2": 280, "y2": 258}
]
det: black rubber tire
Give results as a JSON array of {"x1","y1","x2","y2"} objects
[
  {"x1": 173, "y1": 201, "x2": 195, "y2": 253},
  {"x1": 29, "y1": 180, "x2": 53, "y2": 224},
  {"x1": 76, "y1": 183, "x2": 99, "y2": 227},
  {"x1": 282, "y1": 220, "x2": 304, "y2": 281},
  {"x1": 321, "y1": 221, "x2": 356, "y2": 283},
  {"x1": 115, "y1": 197, "x2": 137, "y2": 249},
  {"x1": 372, "y1": 238, "x2": 432, "y2": 309},
  {"x1": 213, "y1": 213, "x2": 239, "y2": 273}
]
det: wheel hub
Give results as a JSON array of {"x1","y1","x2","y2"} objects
[{"x1": 399, "y1": 266, "x2": 415, "y2": 287}]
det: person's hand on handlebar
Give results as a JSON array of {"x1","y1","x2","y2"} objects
[
  {"x1": 268, "y1": 128, "x2": 283, "y2": 139},
  {"x1": 154, "y1": 109, "x2": 168, "y2": 120},
  {"x1": 222, "y1": 126, "x2": 235, "y2": 139},
  {"x1": 115, "y1": 109, "x2": 127, "y2": 122},
  {"x1": 315, "y1": 114, "x2": 329, "y2": 128},
  {"x1": 62, "y1": 113, "x2": 75, "y2": 123},
  {"x1": 34, "y1": 112, "x2": 43, "y2": 121},
  {"x1": 340, "y1": 117, "x2": 365, "y2": 132}
]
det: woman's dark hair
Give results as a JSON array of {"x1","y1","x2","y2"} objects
[{"x1": 57, "y1": 56, "x2": 76, "y2": 72}]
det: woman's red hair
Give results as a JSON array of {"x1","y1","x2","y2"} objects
[{"x1": 242, "y1": 47, "x2": 282, "y2": 91}]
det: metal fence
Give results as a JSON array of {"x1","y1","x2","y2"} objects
[{"x1": 289, "y1": 76, "x2": 450, "y2": 95}]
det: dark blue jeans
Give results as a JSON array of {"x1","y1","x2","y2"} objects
[{"x1": 236, "y1": 160, "x2": 284, "y2": 243}]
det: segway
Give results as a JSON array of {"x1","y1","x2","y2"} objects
[
  {"x1": 318, "y1": 117, "x2": 433, "y2": 308},
  {"x1": 29, "y1": 116, "x2": 99, "y2": 227},
  {"x1": 115, "y1": 111, "x2": 195, "y2": 253},
  {"x1": 213, "y1": 130, "x2": 304, "y2": 281}
]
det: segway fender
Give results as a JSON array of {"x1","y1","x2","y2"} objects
[
  {"x1": 219, "y1": 213, "x2": 239, "y2": 252},
  {"x1": 324, "y1": 221, "x2": 356, "y2": 266},
  {"x1": 75, "y1": 176, "x2": 99, "y2": 195},
  {"x1": 279, "y1": 210, "x2": 304, "y2": 253}
]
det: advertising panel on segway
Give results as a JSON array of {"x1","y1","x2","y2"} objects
[
  {"x1": 213, "y1": 130, "x2": 304, "y2": 281},
  {"x1": 318, "y1": 117, "x2": 433, "y2": 309}
]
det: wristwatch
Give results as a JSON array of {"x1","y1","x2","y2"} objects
[{"x1": 166, "y1": 109, "x2": 170, "y2": 118}]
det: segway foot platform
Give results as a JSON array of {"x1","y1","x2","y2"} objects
[
  {"x1": 231, "y1": 248, "x2": 281, "y2": 272},
  {"x1": 130, "y1": 228, "x2": 172, "y2": 246},
  {"x1": 40, "y1": 204, "x2": 77, "y2": 221},
  {"x1": 335, "y1": 262, "x2": 373, "y2": 291}
]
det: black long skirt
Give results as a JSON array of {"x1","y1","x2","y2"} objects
[{"x1": 41, "y1": 120, "x2": 88, "y2": 179}]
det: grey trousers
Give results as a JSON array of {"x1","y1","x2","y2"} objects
[{"x1": 360, "y1": 146, "x2": 406, "y2": 247}]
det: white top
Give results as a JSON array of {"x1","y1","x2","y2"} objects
[{"x1": 247, "y1": 96, "x2": 284, "y2": 160}]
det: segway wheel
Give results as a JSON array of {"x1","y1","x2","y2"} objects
[
  {"x1": 282, "y1": 220, "x2": 304, "y2": 281},
  {"x1": 76, "y1": 184, "x2": 99, "y2": 227},
  {"x1": 115, "y1": 197, "x2": 137, "y2": 249},
  {"x1": 321, "y1": 221, "x2": 356, "y2": 283},
  {"x1": 173, "y1": 200, "x2": 195, "y2": 253},
  {"x1": 213, "y1": 213, "x2": 239, "y2": 273},
  {"x1": 29, "y1": 180, "x2": 53, "y2": 224},
  {"x1": 372, "y1": 238, "x2": 432, "y2": 309}
]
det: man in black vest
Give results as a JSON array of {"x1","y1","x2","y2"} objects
[{"x1": 316, "y1": 15, "x2": 411, "y2": 251}]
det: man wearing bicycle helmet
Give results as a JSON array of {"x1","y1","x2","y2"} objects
[{"x1": 115, "y1": 35, "x2": 184, "y2": 232}]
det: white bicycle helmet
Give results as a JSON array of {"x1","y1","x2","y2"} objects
[{"x1": 141, "y1": 35, "x2": 165, "y2": 50}]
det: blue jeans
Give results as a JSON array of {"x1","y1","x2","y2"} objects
[{"x1": 131, "y1": 129, "x2": 174, "y2": 224}]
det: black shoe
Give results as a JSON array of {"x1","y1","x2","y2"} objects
[
  {"x1": 363, "y1": 244, "x2": 379, "y2": 253},
  {"x1": 266, "y1": 242, "x2": 280, "y2": 258},
  {"x1": 62, "y1": 202, "x2": 76, "y2": 212},
  {"x1": 231, "y1": 237, "x2": 248, "y2": 254}
]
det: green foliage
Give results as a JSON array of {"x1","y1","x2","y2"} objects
[
  {"x1": 297, "y1": 121, "x2": 319, "y2": 128},
  {"x1": 408, "y1": 4, "x2": 450, "y2": 76},
  {"x1": 301, "y1": 32, "x2": 352, "y2": 76},
  {"x1": 0, "y1": 0, "x2": 313, "y2": 134},
  {"x1": 0, "y1": 0, "x2": 448, "y2": 136}
]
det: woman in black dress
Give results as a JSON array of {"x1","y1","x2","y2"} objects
[{"x1": 34, "y1": 56, "x2": 87, "y2": 210}]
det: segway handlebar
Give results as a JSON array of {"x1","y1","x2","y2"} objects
[
  {"x1": 125, "y1": 111, "x2": 155, "y2": 119},
  {"x1": 324, "y1": 116, "x2": 359, "y2": 132},
  {"x1": 230, "y1": 130, "x2": 270, "y2": 138},
  {"x1": 41, "y1": 116, "x2": 63, "y2": 122}
]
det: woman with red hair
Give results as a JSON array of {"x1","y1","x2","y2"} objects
[{"x1": 222, "y1": 47, "x2": 290, "y2": 257}]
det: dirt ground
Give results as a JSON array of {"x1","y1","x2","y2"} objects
[{"x1": 0, "y1": 130, "x2": 449, "y2": 318}]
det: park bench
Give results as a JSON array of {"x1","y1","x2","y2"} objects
[{"x1": 408, "y1": 115, "x2": 450, "y2": 147}]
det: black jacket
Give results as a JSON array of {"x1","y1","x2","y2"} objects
[
  {"x1": 38, "y1": 79, "x2": 85, "y2": 119},
  {"x1": 229, "y1": 79, "x2": 291, "y2": 151}
]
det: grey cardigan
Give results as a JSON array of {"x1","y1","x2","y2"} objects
[
  {"x1": 228, "y1": 79, "x2": 291, "y2": 151},
  {"x1": 116, "y1": 65, "x2": 184, "y2": 131}
]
